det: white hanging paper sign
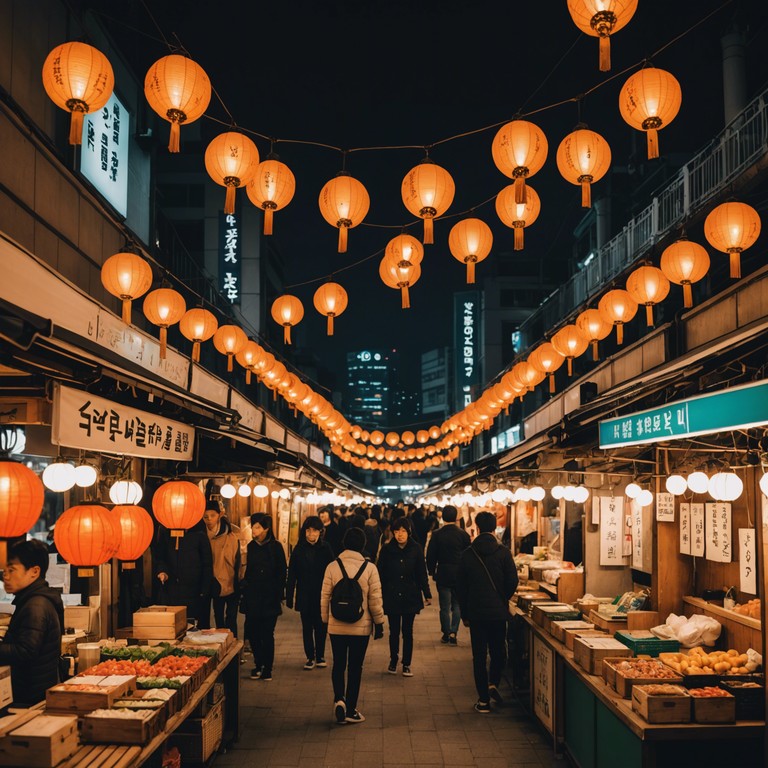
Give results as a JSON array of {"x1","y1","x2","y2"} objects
[
  {"x1": 600, "y1": 496, "x2": 627, "y2": 565},
  {"x1": 656, "y1": 492, "x2": 675, "y2": 522},
  {"x1": 691, "y1": 503, "x2": 705, "y2": 557},
  {"x1": 719, "y1": 503, "x2": 732, "y2": 563},
  {"x1": 591, "y1": 496, "x2": 600, "y2": 526},
  {"x1": 705, "y1": 502, "x2": 731, "y2": 562},
  {"x1": 623, "y1": 509, "x2": 633, "y2": 557},
  {"x1": 631, "y1": 500, "x2": 644, "y2": 568},
  {"x1": 679, "y1": 503, "x2": 691, "y2": 555},
  {"x1": 532, "y1": 636, "x2": 554, "y2": 734},
  {"x1": 738, "y1": 529, "x2": 757, "y2": 595}
]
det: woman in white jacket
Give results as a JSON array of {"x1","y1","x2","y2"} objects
[{"x1": 320, "y1": 526, "x2": 385, "y2": 725}]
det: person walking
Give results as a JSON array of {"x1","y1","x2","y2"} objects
[
  {"x1": 376, "y1": 517, "x2": 432, "y2": 677},
  {"x1": 241, "y1": 513, "x2": 287, "y2": 682},
  {"x1": 318, "y1": 506, "x2": 343, "y2": 556},
  {"x1": 285, "y1": 515, "x2": 334, "y2": 670},
  {"x1": 426, "y1": 504, "x2": 471, "y2": 645},
  {"x1": 320, "y1": 527, "x2": 385, "y2": 725},
  {"x1": 203, "y1": 507, "x2": 242, "y2": 636},
  {"x1": 456, "y1": 510, "x2": 518, "y2": 713}
]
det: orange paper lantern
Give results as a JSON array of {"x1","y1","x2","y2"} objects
[
  {"x1": 385, "y1": 432, "x2": 400, "y2": 447},
  {"x1": 0, "y1": 460, "x2": 44, "y2": 538},
  {"x1": 567, "y1": 0, "x2": 638, "y2": 71},
  {"x1": 576, "y1": 308, "x2": 613, "y2": 360},
  {"x1": 598, "y1": 289, "x2": 638, "y2": 345},
  {"x1": 556, "y1": 126, "x2": 611, "y2": 208},
  {"x1": 704, "y1": 201, "x2": 761, "y2": 279},
  {"x1": 401, "y1": 158, "x2": 455, "y2": 245},
  {"x1": 213, "y1": 324, "x2": 248, "y2": 371},
  {"x1": 114, "y1": 505, "x2": 154, "y2": 567},
  {"x1": 370, "y1": 430, "x2": 385, "y2": 446},
  {"x1": 495, "y1": 183, "x2": 541, "y2": 250},
  {"x1": 551, "y1": 324, "x2": 589, "y2": 375},
  {"x1": 204, "y1": 131, "x2": 260, "y2": 214},
  {"x1": 235, "y1": 340, "x2": 265, "y2": 384},
  {"x1": 491, "y1": 120, "x2": 548, "y2": 203},
  {"x1": 246, "y1": 157, "x2": 296, "y2": 235},
  {"x1": 448, "y1": 218, "x2": 493, "y2": 284},
  {"x1": 401, "y1": 431, "x2": 416, "y2": 446},
  {"x1": 179, "y1": 308, "x2": 218, "y2": 363},
  {"x1": 313, "y1": 282, "x2": 348, "y2": 336},
  {"x1": 625, "y1": 265, "x2": 670, "y2": 326},
  {"x1": 528, "y1": 342, "x2": 565, "y2": 394},
  {"x1": 142, "y1": 288, "x2": 186, "y2": 359},
  {"x1": 318, "y1": 172, "x2": 370, "y2": 253},
  {"x1": 380, "y1": 256, "x2": 421, "y2": 309},
  {"x1": 659, "y1": 238, "x2": 710, "y2": 308},
  {"x1": 271, "y1": 295, "x2": 304, "y2": 345},
  {"x1": 385, "y1": 233, "x2": 424, "y2": 266},
  {"x1": 152, "y1": 480, "x2": 206, "y2": 546},
  {"x1": 101, "y1": 252, "x2": 153, "y2": 325},
  {"x1": 54, "y1": 504, "x2": 119, "y2": 576}
]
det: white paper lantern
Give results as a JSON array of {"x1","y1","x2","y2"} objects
[
  {"x1": 220, "y1": 483, "x2": 236, "y2": 499},
  {"x1": 637, "y1": 489, "x2": 654, "y2": 507},
  {"x1": 686, "y1": 471, "x2": 709, "y2": 494},
  {"x1": 665, "y1": 475, "x2": 687, "y2": 496},
  {"x1": 708, "y1": 472, "x2": 743, "y2": 502},
  {"x1": 253, "y1": 484, "x2": 269, "y2": 498},
  {"x1": 573, "y1": 486, "x2": 590, "y2": 504},
  {"x1": 279, "y1": 488, "x2": 290, "y2": 499},
  {"x1": 43, "y1": 461, "x2": 77, "y2": 492},
  {"x1": 760, "y1": 472, "x2": 768, "y2": 497},
  {"x1": 463, "y1": 484, "x2": 473, "y2": 493},
  {"x1": 516, "y1": 487, "x2": 531, "y2": 502},
  {"x1": 529, "y1": 486, "x2": 546, "y2": 502},
  {"x1": 563, "y1": 485, "x2": 576, "y2": 501},
  {"x1": 271, "y1": 491, "x2": 280, "y2": 499},
  {"x1": 491, "y1": 488, "x2": 508, "y2": 503},
  {"x1": 73, "y1": 464, "x2": 98, "y2": 488},
  {"x1": 625, "y1": 482, "x2": 641, "y2": 499},
  {"x1": 551, "y1": 485, "x2": 565, "y2": 500},
  {"x1": 237, "y1": 484, "x2": 252, "y2": 498},
  {"x1": 109, "y1": 480, "x2": 143, "y2": 505}
]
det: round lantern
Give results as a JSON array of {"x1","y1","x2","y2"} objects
[
  {"x1": 380, "y1": 256, "x2": 421, "y2": 309},
  {"x1": 237, "y1": 484, "x2": 252, "y2": 498},
  {"x1": 152, "y1": 480, "x2": 206, "y2": 547},
  {"x1": 74, "y1": 464, "x2": 98, "y2": 488},
  {"x1": 401, "y1": 158, "x2": 455, "y2": 245},
  {"x1": 114, "y1": 505, "x2": 154, "y2": 569},
  {"x1": 42, "y1": 42, "x2": 114, "y2": 145},
  {"x1": 625, "y1": 265, "x2": 670, "y2": 326},
  {"x1": 142, "y1": 288, "x2": 186, "y2": 359},
  {"x1": 42, "y1": 461, "x2": 76, "y2": 492},
  {"x1": 665, "y1": 475, "x2": 687, "y2": 496},
  {"x1": 246, "y1": 157, "x2": 296, "y2": 235},
  {"x1": 385, "y1": 432, "x2": 400, "y2": 447},
  {"x1": 557, "y1": 126, "x2": 611, "y2": 208},
  {"x1": 491, "y1": 120, "x2": 548, "y2": 204},
  {"x1": 313, "y1": 282, "x2": 348, "y2": 336},
  {"x1": 704, "y1": 201, "x2": 761, "y2": 279},
  {"x1": 759, "y1": 472, "x2": 768, "y2": 498},
  {"x1": 370, "y1": 431, "x2": 385, "y2": 446},
  {"x1": 144, "y1": 54, "x2": 211, "y2": 153},
  {"x1": 212, "y1": 324, "x2": 247, "y2": 371},
  {"x1": 429, "y1": 425, "x2": 442, "y2": 440},
  {"x1": 567, "y1": 0, "x2": 638, "y2": 71},
  {"x1": 253, "y1": 484, "x2": 269, "y2": 499},
  {"x1": 204, "y1": 131, "x2": 260, "y2": 215},
  {"x1": 511, "y1": 361, "x2": 545, "y2": 392},
  {"x1": 551, "y1": 486, "x2": 565, "y2": 500},
  {"x1": 54, "y1": 504, "x2": 119, "y2": 577},
  {"x1": 598, "y1": 289, "x2": 638, "y2": 345},
  {"x1": 637, "y1": 489, "x2": 654, "y2": 507},
  {"x1": 220, "y1": 483, "x2": 236, "y2": 499},
  {"x1": 318, "y1": 172, "x2": 370, "y2": 253},
  {"x1": 619, "y1": 67, "x2": 682, "y2": 159},
  {"x1": 708, "y1": 472, "x2": 743, "y2": 502},
  {"x1": 271, "y1": 295, "x2": 304, "y2": 344},
  {"x1": 385, "y1": 233, "x2": 424, "y2": 268},
  {"x1": 401, "y1": 431, "x2": 415, "y2": 446},
  {"x1": 0, "y1": 460, "x2": 44, "y2": 539},
  {"x1": 101, "y1": 252, "x2": 153, "y2": 325},
  {"x1": 416, "y1": 430, "x2": 430, "y2": 444},
  {"x1": 686, "y1": 471, "x2": 709, "y2": 494},
  {"x1": 448, "y1": 218, "x2": 493, "y2": 284},
  {"x1": 235, "y1": 340, "x2": 264, "y2": 385},
  {"x1": 576, "y1": 308, "x2": 613, "y2": 360},
  {"x1": 551, "y1": 324, "x2": 589, "y2": 375},
  {"x1": 528, "y1": 342, "x2": 565, "y2": 394},
  {"x1": 625, "y1": 482, "x2": 641, "y2": 499},
  {"x1": 573, "y1": 486, "x2": 591, "y2": 504},
  {"x1": 109, "y1": 480, "x2": 143, "y2": 505},
  {"x1": 179, "y1": 308, "x2": 218, "y2": 363},
  {"x1": 495, "y1": 183, "x2": 541, "y2": 250},
  {"x1": 660, "y1": 238, "x2": 710, "y2": 308}
]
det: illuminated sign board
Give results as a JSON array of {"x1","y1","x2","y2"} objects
[
  {"x1": 80, "y1": 93, "x2": 129, "y2": 216},
  {"x1": 219, "y1": 212, "x2": 241, "y2": 304},
  {"x1": 454, "y1": 291, "x2": 481, "y2": 410}
]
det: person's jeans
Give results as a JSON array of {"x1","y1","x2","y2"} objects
[
  {"x1": 468, "y1": 619, "x2": 508, "y2": 701},
  {"x1": 387, "y1": 613, "x2": 415, "y2": 666},
  {"x1": 330, "y1": 634, "x2": 370, "y2": 711},
  {"x1": 438, "y1": 586, "x2": 462, "y2": 636},
  {"x1": 212, "y1": 594, "x2": 239, "y2": 637},
  {"x1": 300, "y1": 605, "x2": 327, "y2": 661},
  {"x1": 247, "y1": 614, "x2": 278, "y2": 673}
]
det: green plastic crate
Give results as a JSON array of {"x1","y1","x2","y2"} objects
[{"x1": 614, "y1": 630, "x2": 680, "y2": 657}]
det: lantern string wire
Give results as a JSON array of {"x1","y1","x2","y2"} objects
[{"x1": 138, "y1": 0, "x2": 172, "y2": 49}]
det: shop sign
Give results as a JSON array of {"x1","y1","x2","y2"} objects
[
  {"x1": 691, "y1": 503, "x2": 705, "y2": 557},
  {"x1": 598, "y1": 379, "x2": 768, "y2": 448},
  {"x1": 453, "y1": 291, "x2": 481, "y2": 411},
  {"x1": 599, "y1": 496, "x2": 627, "y2": 565},
  {"x1": 705, "y1": 502, "x2": 731, "y2": 563},
  {"x1": 655, "y1": 492, "x2": 674, "y2": 522},
  {"x1": 738, "y1": 529, "x2": 756, "y2": 594},
  {"x1": 52, "y1": 383, "x2": 194, "y2": 460},
  {"x1": 219, "y1": 212, "x2": 241, "y2": 304},
  {"x1": 532, "y1": 635, "x2": 554, "y2": 734},
  {"x1": 679, "y1": 503, "x2": 691, "y2": 554}
]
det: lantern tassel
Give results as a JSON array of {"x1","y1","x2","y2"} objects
[
  {"x1": 246, "y1": 370, "x2": 252, "y2": 385},
  {"x1": 264, "y1": 207, "x2": 274, "y2": 236},
  {"x1": 423, "y1": 217, "x2": 434, "y2": 245},
  {"x1": 122, "y1": 298, "x2": 132, "y2": 325},
  {"x1": 224, "y1": 185, "x2": 236, "y2": 215},
  {"x1": 169, "y1": 121, "x2": 181, "y2": 153},
  {"x1": 646, "y1": 129, "x2": 659, "y2": 160},
  {"x1": 616, "y1": 323, "x2": 624, "y2": 345},
  {"x1": 338, "y1": 226, "x2": 348, "y2": 254},
  {"x1": 729, "y1": 251, "x2": 741, "y2": 279},
  {"x1": 592, "y1": 340, "x2": 599, "y2": 361},
  {"x1": 548, "y1": 372, "x2": 555, "y2": 394},
  {"x1": 159, "y1": 326, "x2": 168, "y2": 359},
  {"x1": 401, "y1": 284, "x2": 410, "y2": 309},
  {"x1": 227, "y1": 354, "x2": 234, "y2": 372},
  {"x1": 467, "y1": 260, "x2": 476, "y2": 284},
  {"x1": 567, "y1": 358, "x2": 573, "y2": 376},
  {"x1": 327, "y1": 314, "x2": 334, "y2": 336},
  {"x1": 514, "y1": 226, "x2": 524, "y2": 250},
  {"x1": 581, "y1": 180, "x2": 592, "y2": 208},
  {"x1": 284, "y1": 325, "x2": 292, "y2": 344},
  {"x1": 192, "y1": 341, "x2": 201, "y2": 363},
  {"x1": 69, "y1": 110, "x2": 85, "y2": 145},
  {"x1": 645, "y1": 304, "x2": 654, "y2": 326},
  {"x1": 683, "y1": 283, "x2": 693, "y2": 308},
  {"x1": 599, "y1": 35, "x2": 611, "y2": 72},
  {"x1": 514, "y1": 177, "x2": 527, "y2": 205}
]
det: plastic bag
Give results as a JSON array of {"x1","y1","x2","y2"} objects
[{"x1": 652, "y1": 613, "x2": 722, "y2": 647}]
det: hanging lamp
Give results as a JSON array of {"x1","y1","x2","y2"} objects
[
  {"x1": 704, "y1": 201, "x2": 761, "y2": 279},
  {"x1": 142, "y1": 287, "x2": 186, "y2": 359},
  {"x1": 566, "y1": 0, "x2": 638, "y2": 71},
  {"x1": 212, "y1": 324, "x2": 248, "y2": 371},
  {"x1": 151, "y1": 480, "x2": 206, "y2": 549},
  {"x1": 448, "y1": 218, "x2": 493, "y2": 284},
  {"x1": 204, "y1": 131, "x2": 260, "y2": 214},
  {"x1": 551, "y1": 324, "x2": 589, "y2": 375},
  {"x1": 313, "y1": 282, "x2": 348, "y2": 336},
  {"x1": 598, "y1": 288, "x2": 638, "y2": 344},
  {"x1": 318, "y1": 171, "x2": 370, "y2": 253},
  {"x1": 495, "y1": 183, "x2": 541, "y2": 250},
  {"x1": 401, "y1": 157, "x2": 455, "y2": 245},
  {"x1": 625, "y1": 265, "x2": 670, "y2": 326},
  {"x1": 114, "y1": 505, "x2": 154, "y2": 570},
  {"x1": 576, "y1": 307, "x2": 613, "y2": 360},
  {"x1": 54, "y1": 504, "x2": 120, "y2": 577},
  {"x1": 101, "y1": 252, "x2": 153, "y2": 325},
  {"x1": 491, "y1": 120, "x2": 548, "y2": 203},
  {"x1": 528, "y1": 342, "x2": 565, "y2": 394},
  {"x1": 271, "y1": 295, "x2": 304, "y2": 344},
  {"x1": 556, "y1": 125, "x2": 611, "y2": 207},
  {"x1": 246, "y1": 155, "x2": 296, "y2": 235},
  {"x1": 179, "y1": 307, "x2": 218, "y2": 363},
  {"x1": 380, "y1": 256, "x2": 421, "y2": 309},
  {"x1": 659, "y1": 238, "x2": 710, "y2": 308}
]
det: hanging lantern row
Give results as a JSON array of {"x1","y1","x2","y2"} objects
[{"x1": 665, "y1": 470, "x2": 745, "y2": 502}]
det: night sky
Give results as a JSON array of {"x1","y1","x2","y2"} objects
[{"x1": 91, "y1": 0, "x2": 768, "y2": 394}]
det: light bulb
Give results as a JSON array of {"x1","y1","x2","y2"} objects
[
  {"x1": 42, "y1": 461, "x2": 76, "y2": 492},
  {"x1": 637, "y1": 489, "x2": 654, "y2": 507},
  {"x1": 625, "y1": 482, "x2": 641, "y2": 499},
  {"x1": 665, "y1": 475, "x2": 687, "y2": 496},
  {"x1": 253, "y1": 484, "x2": 269, "y2": 498},
  {"x1": 220, "y1": 483, "x2": 236, "y2": 499},
  {"x1": 463, "y1": 484, "x2": 473, "y2": 493},
  {"x1": 74, "y1": 464, "x2": 98, "y2": 488},
  {"x1": 109, "y1": 480, "x2": 143, "y2": 505},
  {"x1": 686, "y1": 471, "x2": 709, "y2": 494},
  {"x1": 573, "y1": 486, "x2": 590, "y2": 504},
  {"x1": 529, "y1": 486, "x2": 546, "y2": 502},
  {"x1": 237, "y1": 484, "x2": 252, "y2": 497},
  {"x1": 551, "y1": 485, "x2": 565, "y2": 500}
]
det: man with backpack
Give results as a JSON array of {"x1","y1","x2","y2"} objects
[{"x1": 320, "y1": 527, "x2": 385, "y2": 725}]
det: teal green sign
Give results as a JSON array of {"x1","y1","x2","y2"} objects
[{"x1": 599, "y1": 379, "x2": 768, "y2": 448}]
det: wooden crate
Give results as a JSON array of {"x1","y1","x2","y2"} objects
[
  {"x1": 516, "y1": 593, "x2": 552, "y2": 613},
  {"x1": 531, "y1": 603, "x2": 572, "y2": 628},
  {"x1": 551, "y1": 620, "x2": 595, "y2": 644},
  {"x1": 564, "y1": 628, "x2": 606, "y2": 651},
  {"x1": 573, "y1": 635, "x2": 633, "y2": 675},
  {"x1": 588, "y1": 609, "x2": 628, "y2": 635},
  {"x1": 132, "y1": 606, "x2": 187, "y2": 639},
  {"x1": 45, "y1": 677, "x2": 135, "y2": 715},
  {"x1": 81, "y1": 708, "x2": 164, "y2": 745},
  {"x1": 602, "y1": 658, "x2": 683, "y2": 699},
  {"x1": 543, "y1": 611, "x2": 582, "y2": 634},
  {"x1": 689, "y1": 690, "x2": 736, "y2": 723},
  {"x1": 170, "y1": 696, "x2": 224, "y2": 763},
  {"x1": 0, "y1": 715, "x2": 78, "y2": 767},
  {"x1": 632, "y1": 685, "x2": 691, "y2": 723}
]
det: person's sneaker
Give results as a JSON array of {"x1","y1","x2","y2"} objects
[
  {"x1": 334, "y1": 699, "x2": 346, "y2": 723},
  {"x1": 249, "y1": 667, "x2": 262, "y2": 679},
  {"x1": 316, "y1": 658, "x2": 327, "y2": 668},
  {"x1": 345, "y1": 709, "x2": 365, "y2": 723},
  {"x1": 448, "y1": 634, "x2": 458, "y2": 645},
  {"x1": 474, "y1": 700, "x2": 491, "y2": 713},
  {"x1": 303, "y1": 659, "x2": 316, "y2": 670},
  {"x1": 402, "y1": 665, "x2": 413, "y2": 677},
  {"x1": 489, "y1": 684, "x2": 503, "y2": 704},
  {"x1": 387, "y1": 661, "x2": 398, "y2": 674},
  {"x1": 260, "y1": 670, "x2": 273, "y2": 681},
  {"x1": 440, "y1": 634, "x2": 450, "y2": 644}
]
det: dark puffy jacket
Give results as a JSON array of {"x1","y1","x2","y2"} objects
[
  {"x1": 377, "y1": 538, "x2": 431, "y2": 615},
  {"x1": 285, "y1": 539, "x2": 334, "y2": 613},
  {"x1": 426, "y1": 524, "x2": 471, "y2": 588},
  {"x1": 456, "y1": 533, "x2": 518, "y2": 622},
  {"x1": 242, "y1": 535, "x2": 287, "y2": 618},
  {"x1": 363, "y1": 520, "x2": 382, "y2": 561},
  {"x1": 0, "y1": 579, "x2": 63, "y2": 705},
  {"x1": 321, "y1": 521, "x2": 343, "y2": 556}
]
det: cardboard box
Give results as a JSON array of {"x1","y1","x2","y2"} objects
[
  {"x1": 63, "y1": 603, "x2": 100, "y2": 636},
  {"x1": 0, "y1": 714, "x2": 78, "y2": 767},
  {"x1": 0, "y1": 669, "x2": 11, "y2": 710},
  {"x1": 133, "y1": 606, "x2": 187, "y2": 633},
  {"x1": 632, "y1": 685, "x2": 691, "y2": 723},
  {"x1": 574, "y1": 635, "x2": 633, "y2": 675}
]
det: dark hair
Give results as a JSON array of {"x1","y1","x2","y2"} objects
[
  {"x1": 442, "y1": 505, "x2": 458, "y2": 523},
  {"x1": 391, "y1": 517, "x2": 412, "y2": 534},
  {"x1": 8, "y1": 539, "x2": 49, "y2": 576},
  {"x1": 250, "y1": 513, "x2": 273, "y2": 531},
  {"x1": 475, "y1": 511, "x2": 497, "y2": 534},
  {"x1": 342, "y1": 526, "x2": 367, "y2": 553},
  {"x1": 390, "y1": 507, "x2": 406, "y2": 522},
  {"x1": 301, "y1": 515, "x2": 324, "y2": 533}
]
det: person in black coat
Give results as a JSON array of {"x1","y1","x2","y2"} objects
[
  {"x1": 285, "y1": 516, "x2": 334, "y2": 670},
  {"x1": 152, "y1": 519, "x2": 213, "y2": 628},
  {"x1": 0, "y1": 539, "x2": 63, "y2": 706},
  {"x1": 376, "y1": 517, "x2": 432, "y2": 677},
  {"x1": 456, "y1": 511, "x2": 519, "y2": 713},
  {"x1": 319, "y1": 507, "x2": 343, "y2": 556},
  {"x1": 426, "y1": 504, "x2": 471, "y2": 644},
  {"x1": 242, "y1": 513, "x2": 287, "y2": 681}
]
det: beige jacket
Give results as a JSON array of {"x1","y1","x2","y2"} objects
[
  {"x1": 208, "y1": 526, "x2": 240, "y2": 597},
  {"x1": 320, "y1": 550, "x2": 385, "y2": 636}
]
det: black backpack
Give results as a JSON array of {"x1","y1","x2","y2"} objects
[{"x1": 330, "y1": 558, "x2": 368, "y2": 623}]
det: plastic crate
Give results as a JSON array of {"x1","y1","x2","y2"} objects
[
  {"x1": 614, "y1": 630, "x2": 680, "y2": 657},
  {"x1": 719, "y1": 675, "x2": 765, "y2": 720}
]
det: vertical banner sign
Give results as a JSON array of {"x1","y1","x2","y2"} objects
[
  {"x1": 220, "y1": 212, "x2": 241, "y2": 304},
  {"x1": 691, "y1": 503, "x2": 705, "y2": 557},
  {"x1": 705, "y1": 502, "x2": 731, "y2": 562},
  {"x1": 80, "y1": 93, "x2": 129, "y2": 216},
  {"x1": 631, "y1": 501, "x2": 644, "y2": 568},
  {"x1": 738, "y1": 529, "x2": 757, "y2": 594},
  {"x1": 591, "y1": 496, "x2": 600, "y2": 526},
  {"x1": 532, "y1": 636, "x2": 554, "y2": 734},
  {"x1": 600, "y1": 496, "x2": 626, "y2": 565},
  {"x1": 453, "y1": 291, "x2": 481, "y2": 412},
  {"x1": 656, "y1": 492, "x2": 675, "y2": 522},
  {"x1": 679, "y1": 503, "x2": 691, "y2": 555}
]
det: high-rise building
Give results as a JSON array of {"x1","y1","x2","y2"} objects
[
  {"x1": 421, "y1": 348, "x2": 450, "y2": 422},
  {"x1": 345, "y1": 350, "x2": 395, "y2": 427}
]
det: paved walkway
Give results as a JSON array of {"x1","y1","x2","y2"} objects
[{"x1": 214, "y1": 599, "x2": 569, "y2": 767}]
